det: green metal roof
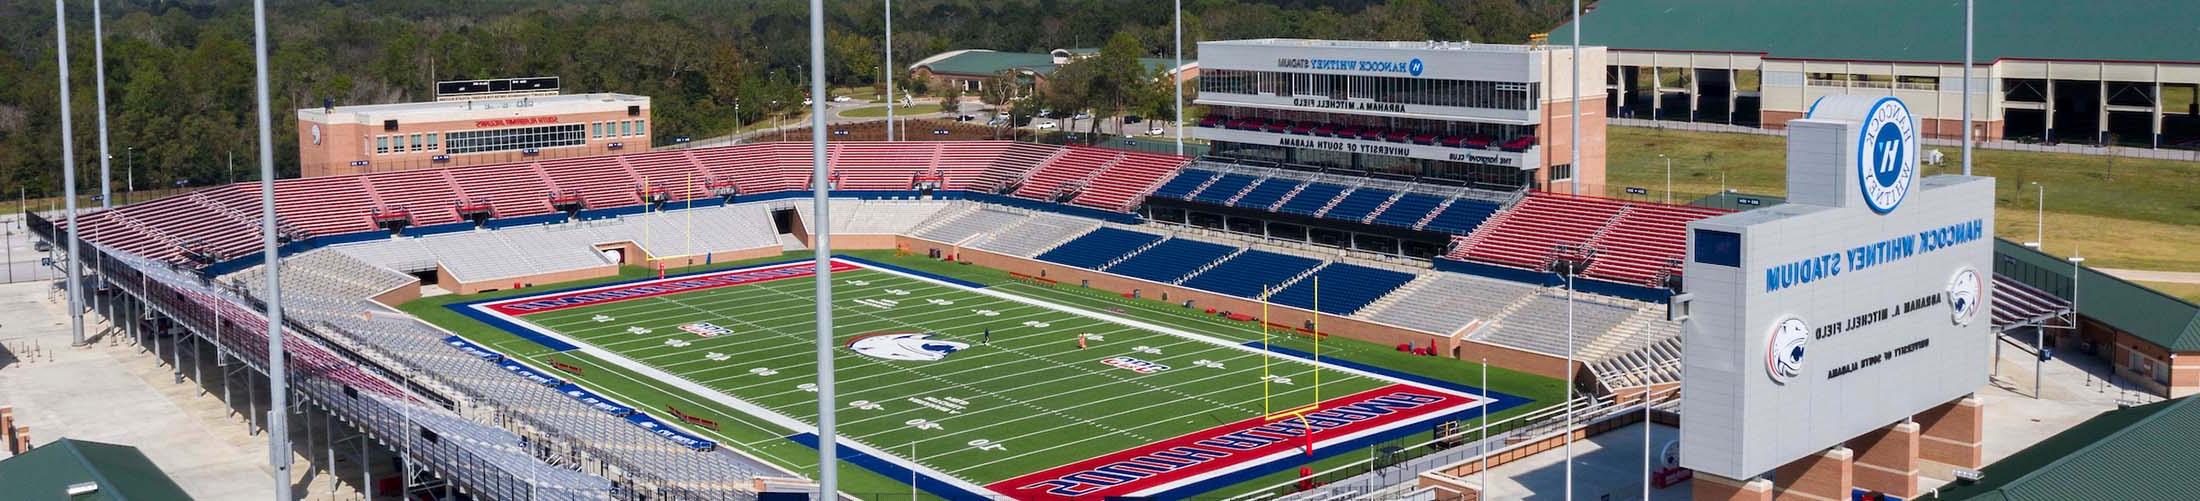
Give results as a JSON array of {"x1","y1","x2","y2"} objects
[
  {"x1": 1931, "y1": 397, "x2": 2200, "y2": 501},
  {"x1": 1550, "y1": 0, "x2": 2200, "y2": 64},
  {"x1": 918, "y1": 50, "x2": 1186, "y2": 78},
  {"x1": 0, "y1": 438, "x2": 192, "y2": 500},
  {"x1": 1995, "y1": 239, "x2": 2200, "y2": 351}
]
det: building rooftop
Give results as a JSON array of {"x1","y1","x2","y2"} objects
[
  {"x1": 0, "y1": 438, "x2": 192, "y2": 500},
  {"x1": 297, "y1": 92, "x2": 649, "y2": 124},
  {"x1": 1549, "y1": 0, "x2": 2200, "y2": 64},
  {"x1": 1929, "y1": 396, "x2": 2200, "y2": 500},
  {"x1": 1204, "y1": 38, "x2": 1547, "y2": 53},
  {"x1": 1995, "y1": 239, "x2": 2200, "y2": 352},
  {"x1": 911, "y1": 49, "x2": 1190, "y2": 78}
]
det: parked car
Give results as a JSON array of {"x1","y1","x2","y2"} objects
[
  {"x1": 956, "y1": 114, "x2": 977, "y2": 122},
  {"x1": 986, "y1": 118, "x2": 1006, "y2": 126},
  {"x1": 1124, "y1": 115, "x2": 1143, "y2": 124},
  {"x1": 1146, "y1": 126, "x2": 1167, "y2": 136},
  {"x1": 1036, "y1": 121, "x2": 1059, "y2": 130},
  {"x1": 1071, "y1": 112, "x2": 1093, "y2": 121},
  {"x1": 832, "y1": 95, "x2": 854, "y2": 103}
]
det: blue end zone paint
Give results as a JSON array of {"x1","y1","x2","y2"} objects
[
  {"x1": 787, "y1": 433, "x2": 995, "y2": 501},
  {"x1": 836, "y1": 255, "x2": 988, "y2": 289},
  {"x1": 442, "y1": 256, "x2": 821, "y2": 352}
]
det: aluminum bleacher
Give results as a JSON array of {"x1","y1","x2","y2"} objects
[
  {"x1": 910, "y1": 206, "x2": 1033, "y2": 245},
  {"x1": 1013, "y1": 146, "x2": 1117, "y2": 203},
  {"x1": 1447, "y1": 193, "x2": 1729, "y2": 286},
  {"x1": 1266, "y1": 262, "x2": 1415, "y2": 315},
  {"x1": 446, "y1": 161, "x2": 556, "y2": 218},
  {"x1": 1179, "y1": 249, "x2": 1322, "y2": 298},
  {"x1": 1103, "y1": 238, "x2": 1237, "y2": 283},
  {"x1": 1357, "y1": 273, "x2": 1541, "y2": 334},
  {"x1": 1033, "y1": 227, "x2": 1164, "y2": 270},
  {"x1": 536, "y1": 155, "x2": 642, "y2": 210},
  {"x1": 971, "y1": 214, "x2": 1099, "y2": 257}
]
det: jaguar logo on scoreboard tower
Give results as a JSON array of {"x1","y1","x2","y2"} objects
[{"x1": 1679, "y1": 95, "x2": 1995, "y2": 480}]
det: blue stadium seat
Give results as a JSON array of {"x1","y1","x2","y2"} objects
[
  {"x1": 1149, "y1": 169, "x2": 1215, "y2": 200},
  {"x1": 1034, "y1": 227, "x2": 1162, "y2": 269},
  {"x1": 1268, "y1": 262, "x2": 1416, "y2": 315},
  {"x1": 1231, "y1": 178, "x2": 1299, "y2": 210},
  {"x1": 1180, "y1": 250, "x2": 1322, "y2": 298},
  {"x1": 1189, "y1": 174, "x2": 1258, "y2": 204},
  {"x1": 1370, "y1": 193, "x2": 1446, "y2": 228},
  {"x1": 1422, "y1": 199, "x2": 1501, "y2": 235},
  {"x1": 1104, "y1": 238, "x2": 1236, "y2": 283},
  {"x1": 1320, "y1": 188, "x2": 1395, "y2": 222},
  {"x1": 1276, "y1": 183, "x2": 1347, "y2": 215}
]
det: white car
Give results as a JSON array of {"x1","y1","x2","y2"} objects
[
  {"x1": 832, "y1": 95, "x2": 853, "y2": 103},
  {"x1": 1146, "y1": 126, "x2": 1167, "y2": 136},
  {"x1": 801, "y1": 98, "x2": 813, "y2": 106},
  {"x1": 1036, "y1": 121, "x2": 1059, "y2": 130},
  {"x1": 1072, "y1": 113, "x2": 1093, "y2": 121}
]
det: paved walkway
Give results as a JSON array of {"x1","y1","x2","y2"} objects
[
  {"x1": 0, "y1": 281, "x2": 360, "y2": 499},
  {"x1": 2096, "y1": 267, "x2": 2200, "y2": 284}
]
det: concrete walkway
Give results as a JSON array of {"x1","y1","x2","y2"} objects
[{"x1": 0, "y1": 280, "x2": 360, "y2": 499}]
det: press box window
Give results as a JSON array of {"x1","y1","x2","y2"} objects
[
  {"x1": 1549, "y1": 164, "x2": 1573, "y2": 182},
  {"x1": 410, "y1": 133, "x2": 423, "y2": 152},
  {"x1": 1694, "y1": 229, "x2": 1741, "y2": 267},
  {"x1": 376, "y1": 136, "x2": 389, "y2": 154}
]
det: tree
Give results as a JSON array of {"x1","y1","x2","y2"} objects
[{"x1": 939, "y1": 85, "x2": 962, "y2": 113}]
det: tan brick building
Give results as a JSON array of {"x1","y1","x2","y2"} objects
[{"x1": 296, "y1": 93, "x2": 652, "y2": 177}]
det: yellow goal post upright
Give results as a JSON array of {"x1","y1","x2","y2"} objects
[
  {"x1": 1263, "y1": 277, "x2": 1323, "y2": 422},
  {"x1": 640, "y1": 173, "x2": 706, "y2": 268}
]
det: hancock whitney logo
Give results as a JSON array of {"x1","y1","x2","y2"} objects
[
  {"x1": 1407, "y1": 58, "x2": 1425, "y2": 77},
  {"x1": 846, "y1": 331, "x2": 967, "y2": 362},
  {"x1": 1766, "y1": 316, "x2": 1810, "y2": 384},
  {"x1": 1946, "y1": 267, "x2": 1983, "y2": 327},
  {"x1": 1856, "y1": 98, "x2": 1918, "y2": 214}
]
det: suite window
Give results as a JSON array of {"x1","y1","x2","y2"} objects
[
  {"x1": 636, "y1": 120, "x2": 647, "y2": 136},
  {"x1": 410, "y1": 133, "x2": 423, "y2": 152},
  {"x1": 376, "y1": 136, "x2": 389, "y2": 154},
  {"x1": 426, "y1": 133, "x2": 439, "y2": 150},
  {"x1": 1549, "y1": 163, "x2": 1573, "y2": 182},
  {"x1": 445, "y1": 124, "x2": 587, "y2": 154}
]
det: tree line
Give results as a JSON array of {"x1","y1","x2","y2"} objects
[{"x1": 0, "y1": 0, "x2": 1565, "y2": 199}]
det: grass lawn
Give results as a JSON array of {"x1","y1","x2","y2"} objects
[
  {"x1": 840, "y1": 104, "x2": 926, "y2": 118},
  {"x1": 1606, "y1": 126, "x2": 2200, "y2": 272},
  {"x1": 2134, "y1": 281, "x2": 2200, "y2": 304},
  {"x1": 402, "y1": 250, "x2": 1561, "y2": 498}
]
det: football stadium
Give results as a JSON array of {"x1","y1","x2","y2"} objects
[{"x1": 10, "y1": 1, "x2": 2200, "y2": 501}]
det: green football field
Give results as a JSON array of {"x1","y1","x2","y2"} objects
[{"x1": 476, "y1": 258, "x2": 1415, "y2": 490}]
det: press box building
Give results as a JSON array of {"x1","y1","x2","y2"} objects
[{"x1": 297, "y1": 78, "x2": 652, "y2": 177}]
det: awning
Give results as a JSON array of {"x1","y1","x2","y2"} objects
[{"x1": 1994, "y1": 274, "x2": 2073, "y2": 331}]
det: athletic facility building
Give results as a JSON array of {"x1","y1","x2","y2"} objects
[
  {"x1": 297, "y1": 77, "x2": 652, "y2": 177},
  {"x1": 908, "y1": 48, "x2": 1197, "y2": 94},
  {"x1": 1553, "y1": 0, "x2": 2200, "y2": 149}
]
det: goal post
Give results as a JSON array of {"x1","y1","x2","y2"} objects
[{"x1": 1262, "y1": 277, "x2": 1323, "y2": 422}]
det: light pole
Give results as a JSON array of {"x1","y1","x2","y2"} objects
[
  {"x1": 806, "y1": 1, "x2": 838, "y2": 500},
  {"x1": 54, "y1": 0, "x2": 87, "y2": 348},
  {"x1": 1659, "y1": 154, "x2": 1671, "y2": 204},
  {"x1": 94, "y1": 0, "x2": 113, "y2": 210},
  {"x1": 1569, "y1": 0, "x2": 1581, "y2": 196},
  {"x1": 249, "y1": 0, "x2": 293, "y2": 497},
  {"x1": 124, "y1": 146, "x2": 133, "y2": 203},
  {"x1": 2053, "y1": 253, "x2": 2083, "y2": 400},
  {"x1": 883, "y1": 0, "x2": 895, "y2": 142},
  {"x1": 1562, "y1": 259, "x2": 1577, "y2": 501},
  {"x1": 2026, "y1": 182, "x2": 2044, "y2": 249},
  {"x1": 1173, "y1": 0, "x2": 1184, "y2": 156}
]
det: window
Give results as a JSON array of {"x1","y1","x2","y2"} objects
[
  {"x1": 636, "y1": 120, "x2": 646, "y2": 136},
  {"x1": 621, "y1": 121, "x2": 633, "y2": 136},
  {"x1": 444, "y1": 124, "x2": 587, "y2": 154},
  {"x1": 427, "y1": 133, "x2": 439, "y2": 150},
  {"x1": 410, "y1": 133, "x2": 423, "y2": 152},
  {"x1": 1695, "y1": 230, "x2": 1742, "y2": 267},
  {"x1": 376, "y1": 136, "x2": 389, "y2": 154},
  {"x1": 1549, "y1": 163, "x2": 1573, "y2": 182},
  {"x1": 592, "y1": 122, "x2": 603, "y2": 138}
]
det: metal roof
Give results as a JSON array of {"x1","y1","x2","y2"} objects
[
  {"x1": 1994, "y1": 239, "x2": 2200, "y2": 352},
  {"x1": 1550, "y1": 0, "x2": 2200, "y2": 64},
  {"x1": 1930, "y1": 397, "x2": 2200, "y2": 500},
  {"x1": 0, "y1": 438, "x2": 192, "y2": 500},
  {"x1": 914, "y1": 50, "x2": 1189, "y2": 78}
]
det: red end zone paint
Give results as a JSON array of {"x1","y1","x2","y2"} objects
[
  {"x1": 989, "y1": 383, "x2": 1475, "y2": 499},
  {"x1": 484, "y1": 261, "x2": 861, "y2": 315}
]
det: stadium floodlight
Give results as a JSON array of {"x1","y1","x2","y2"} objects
[
  {"x1": 808, "y1": 0, "x2": 838, "y2": 498},
  {"x1": 94, "y1": 0, "x2": 112, "y2": 210},
  {"x1": 250, "y1": 0, "x2": 294, "y2": 499},
  {"x1": 1963, "y1": 0, "x2": 1974, "y2": 176},
  {"x1": 1570, "y1": 0, "x2": 1581, "y2": 198},
  {"x1": 53, "y1": 0, "x2": 87, "y2": 348}
]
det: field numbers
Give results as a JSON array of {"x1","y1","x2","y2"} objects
[
  {"x1": 1021, "y1": 320, "x2": 1051, "y2": 328},
  {"x1": 967, "y1": 439, "x2": 1007, "y2": 452},
  {"x1": 850, "y1": 400, "x2": 883, "y2": 411},
  {"x1": 854, "y1": 298, "x2": 899, "y2": 309},
  {"x1": 662, "y1": 339, "x2": 691, "y2": 348},
  {"x1": 591, "y1": 314, "x2": 615, "y2": 323},
  {"x1": 626, "y1": 326, "x2": 653, "y2": 335},
  {"x1": 884, "y1": 289, "x2": 910, "y2": 296},
  {"x1": 926, "y1": 298, "x2": 956, "y2": 306},
  {"x1": 1193, "y1": 359, "x2": 1226, "y2": 369},
  {"x1": 797, "y1": 383, "x2": 818, "y2": 392},
  {"x1": 904, "y1": 418, "x2": 943, "y2": 431},
  {"x1": 704, "y1": 352, "x2": 730, "y2": 361},
  {"x1": 1131, "y1": 345, "x2": 1162, "y2": 355},
  {"x1": 1264, "y1": 374, "x2": 1295, "y2": 385},
  {"x1": 748, "y1": 367, "x2": 778, "y2": 376},
  {"x1": 844, "y1": 280, "x2": 871, "y2": 286},
  {"x1": 971, "y1": 309, "x2": 1000, "y2": 317},
  {"x1": 1083, "y1": 334, "x2": 1106, "y2": 342}
]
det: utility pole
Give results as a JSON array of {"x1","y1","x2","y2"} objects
[
  {"x1": 1174, "y1": 0, "x2": 1184, "y2": 156},
  {"x1": 884, "y1": 0, "x2": 895, "y2": 142},
  {"x1": 1962, "y1": 0, "x2": 1975, "y2": 176},
  {"x1": 249, "y1": 0, "x2": 293, "y2": 497},
  {"x1": 1569, "y1": 0, "x2": 1582, "y2": 197}
]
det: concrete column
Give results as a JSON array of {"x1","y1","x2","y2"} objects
[
  {"x1": 1651, "y1": 60, "x2": 1663, "y2": 120},
  {"x1": 1694, "y1": 473, "x2": 1774, "y2": 501},
  {"x1": 1773, "y1": 447, "x2": 1853, "y2": 501},
  {"x1": 2153, "y1": 77, "x2": 2164, "y2": 148},
  {"x1": 2099, "y1": 68, "x2": 2110, "y2": 144},
  {"x1": 1916, "y1": 396, "x2": 1985, "y2": 469},
  {"x1": 2045, "y1": 73, "x2": 2057, "y2": 142},
  {"x1": 1689, "y1": 64, "x2": 1701, "y2": 122},
  {"x1": 1728, "y1": 67, "x2": 1740, "y2": 125},
  {"x1": 1846, "y1": 422, "x2": 1921, "y2": 498}
]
